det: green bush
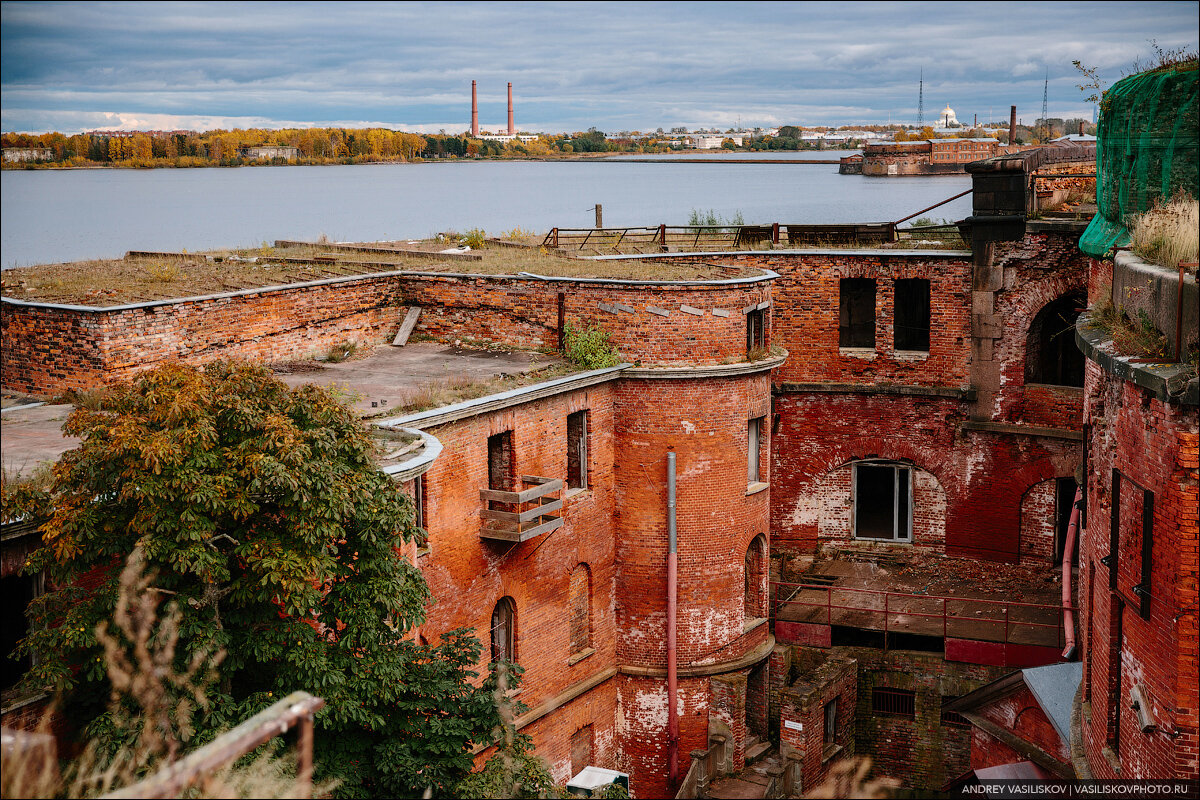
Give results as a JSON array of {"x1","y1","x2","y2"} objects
[{"x1": 562, "y1": 323, "x2": 621, "y2": 369}]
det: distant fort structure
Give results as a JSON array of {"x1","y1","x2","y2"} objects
[{"x1": 470, "y1": 80, "x2": 538, "y2": 143}]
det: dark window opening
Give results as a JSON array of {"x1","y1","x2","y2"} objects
[
  {"x1": 744, "y1": 534, "x2": 766, "y2": 618},
  {"x1": 748, "y1": 417, "x2": 764, "y2": 484},
  {"x1": 490, "y1": 596, "x2": 516, "y2": 663},
  {"x1": 567, "y1": 411, "x2": 588, "y2": 490},
  {"x1": 488, "y1": 431, "x2": 514, "y2": 491},
  {"x1": 2, "y1": 573, "x2": 40, "y2": 694},
  {"x1": 894, "y1": 278, "x2": 931, "y2": 351},
  {"x1": 839, "y1": 278, "x2": 876, "y2": 348},
  {"x1": 854, "y1": 463, "x2": 911, "y2": 541},
  {"x1": 824, "y1": 698, "x2": 839, "y2": 744},
  {"x1": 747, "y1": 308, "x2": 767, "y2": 354},
  {"x1": 413, "y1": 474, "x2": 430, "y2": 556},
  {"x1": 871, "y1": 687, "x2": 916, "y2": 718},
  {"x1": 1025, "y1": 291, "x2": 1086, "y2": 386}
]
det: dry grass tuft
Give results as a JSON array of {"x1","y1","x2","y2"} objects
[
  {"x1": 806, "y1": 757, "x2": 900, "y2": 798},
  {"x1": 1130, "y1": 196, "x2": 1199, "y2": 270}
]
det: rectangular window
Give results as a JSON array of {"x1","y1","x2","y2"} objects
[
  {"x1": 871, "y1": 687, "x2": 916, "y2": 718},
  {"x1": 567, "y1": 411, "x2": 588, "y2": 490},
  {"x1": 823, "y1": 698, "x2": 838, "y2": 744},
  {"x1": 488, "y1": 431, "x2": 514, "y2": 491},
  {"x1": 413, "y1": 474, "x2": 430, "y2": 557},
  {"x1": 839, "y1": 278, "x2": 876, "y2": 348},
  {"x1": 854, "y1": 463, "x2": 912, "y2": 541},
  {"x1": 894, "y1": 278, "x2": 930, "y2": 352},
  {"x1": 748, "y1": 417, "x2": 764, "y2": 484},
  {"x1": 747, "y1": 308, "x2": 767, "y2": 355}
]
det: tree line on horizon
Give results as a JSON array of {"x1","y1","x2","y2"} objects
[{"x1": 1, "y1": 118, "x2": 1097, "y2": 168}]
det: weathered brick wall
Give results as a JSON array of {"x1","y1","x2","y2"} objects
[
  {"x1": 845, "y1": 647, "x2": 1009, "y2": 790},
  {"x1": 1079, "y1": 357, "x2": 1199, "y2": 780},
  {"x1": 765, "y1": 251, "x2": 974, "y2": 388},
  {"x1": 2, "y1": 272, "x2": 772, "y2": 395},
  {"x1": 415, "y1": 383, "x2": 618, "y2": 710},
  {"x1": 778, "y1": 650, "x2": 858, "y2": 792},
  {"x1": 1, "y1": 274, "x2": 407, "y2": 394},
  {"x1": 1019, "y1": 478, "x2": 1057, "y2": 564},
  {"x1": 512, "y1": 679, "x2": 619, "y2": 785},
  {"x1": 615, "y1": 674, "x2": 712, "y2": 799},
  {"x1": 770, "y1": 391, "x2": 1079, "y2": 561},
  {"x1": 990, "y1": 234, "x2": 1089, "y2": 426}
]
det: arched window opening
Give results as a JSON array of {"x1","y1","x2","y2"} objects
[
  {"x1": 1025, "y1": 291, "x2": 1086, "y2": 387},
  {"x1": 569, "y1": 564, "x2": 592, "y2": 654},
  {"x1": 745, "y1": 534, "x2": 767, "y2": 618},
  {"x1": 853, "y1": 461, "x2": 912, "y2": 541},
  {"x1": 491, "y1": 596, "x2": 516, "y2": 663}
]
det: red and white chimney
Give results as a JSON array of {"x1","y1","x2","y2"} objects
[
  {"x1": 507, "y1": 82, "x2": 514, "y2": 135},
  {"x1": 471, "y1": 80, "x2": 479, "y2": 137}
]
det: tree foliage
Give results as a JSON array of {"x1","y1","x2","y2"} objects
[{"x1": 15, "y1": 361, "x2": 507, "y2": 797}]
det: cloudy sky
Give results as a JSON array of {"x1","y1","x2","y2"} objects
[{"x1": 2, "y1": 1, "x2": 1197, "y2": 135}]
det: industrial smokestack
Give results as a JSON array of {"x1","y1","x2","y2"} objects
[
  {"x1": 1009, "y1": 105, "x2": 1017, "y2": 147},
  {"x1": 471, "y1": 81, "x2": 479, "y2": 137},
  {"x1": 507, "y1": 82, "x2": 514, "y2": 135}
]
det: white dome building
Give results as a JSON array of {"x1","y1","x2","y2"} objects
[{"x1": 939, "y1": 104, "x2": 960, "y2": 128}]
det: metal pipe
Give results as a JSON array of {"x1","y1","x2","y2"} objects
[
  {"x1": 667, "y1": 451, "x2": 679, "y2": 785},
  {"x1": 1061, "y1": 487, "x2": 1083, "y2": 659},
  {"x1": 893, "y1": 189, "x2": 973, "y2": 226},
  {"x1": 507, "y1": 82, "x2": 514, "y2": 135},
  {"x1": 471, "y1": 81, "x2": 479, "y2": 138}
]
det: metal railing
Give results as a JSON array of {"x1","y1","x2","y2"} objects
[{"x1": 771, "y1": 581, "x2": 1066, "y2": 649}]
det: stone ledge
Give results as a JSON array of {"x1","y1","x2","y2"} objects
[
  {"x1": 378, "y1": 427, "x2": 442, "y2": 482},
  {"x1": 618, "y1": 634, "x2": 775, "y2": 679},
  {"x1": 1076, "y1": 312, "x2": 1199, "y2": 406},
  {"x1": 623, "y1": 353, "x2": 787, "y2": 379},
  {"x1": 375, "y1": 364, "x2": 629, "y2": 430},
  {"x1": 774, "y1": 382, "x2": 973, "y2": 401},
  {"x1": 961, "y1": 420, "x2": 1084, "y2": 441}
]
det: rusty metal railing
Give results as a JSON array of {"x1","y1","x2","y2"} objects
[{"x1": 103, "y1": 692, "x2": 325, "y2": 799}]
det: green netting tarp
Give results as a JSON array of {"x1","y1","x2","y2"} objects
[{"x1": 1079, "y1": 65, "x2": 1199, "y2": 257}]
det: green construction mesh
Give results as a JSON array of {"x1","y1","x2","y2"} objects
[{"x1": 1079, "y1": 64, "x2": 1199, "y2": 257}]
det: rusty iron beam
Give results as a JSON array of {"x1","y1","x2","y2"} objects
[{"x1": 893, "y1": 188, "x2": 973, "y2": 226}]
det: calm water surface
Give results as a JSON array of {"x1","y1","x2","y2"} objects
[{"x1": 1, "y1": 155, "x2": 970, "y2": 267}]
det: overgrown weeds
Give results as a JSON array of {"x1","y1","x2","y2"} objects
[
  {"x1": 1129, "y1": 195, "x2": 1199, "y2": 270},
  {"x1": 562, "y1": 322, "x2": 621, "y2": 369},
  {"x1": 323, "y1": 340, "x2": 358, "y2": 363},
  {"x1": 1091, "y1": 294, "x2": 1169, "y2": 358}
]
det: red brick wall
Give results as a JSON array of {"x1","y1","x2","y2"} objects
[
  {"x1": 1019, "y1": 478, "x2": 1057, "y2": 564},
  {"x1": 778, "y1": 654, "x2": 858, "y2": 792},
  {"x1": 1078, "y1": 357, "x2": 1199, "y2": 780},
  {"x1": 974, "y1": 684, "x2": 1068, "y2": 763},
  {"x1": 770, "y1": 391, "x2": 1079, "y2": 561}
]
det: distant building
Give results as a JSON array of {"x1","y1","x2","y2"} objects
[
  {"x1": 477, "y1": 133, "x2": 540, "y2": 143},
  {"x1": 2, "y1": 147, "x2": 53, "y2": 163},
  {"x1": 939, "y1": 103, "x2": 961, "y2": 128},
  {"x1": 929, "y1": 137, "x2": 999, "y2": 164},
  {"x1": 238, "y1": 145, "x2": 299, "y2": 161}
]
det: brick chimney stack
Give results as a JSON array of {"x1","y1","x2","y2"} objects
[
  {"x1": 1009, "y1": 105, "x2": 1017, "y2": 146},
  {"x1": 471, "y1": 81, "x2": 479, "y2": 137},
  {"x1": 508, "y1": 83, "x2": 515, "y2": 135}
]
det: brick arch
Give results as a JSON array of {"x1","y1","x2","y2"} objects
[
  {"x1": 743, "y1": 533, "x2": 768, "y2": 618},
  {"x1": 812, "y1": 438, "x2": 958, "y2": 495},
  {"x1": 1025, "y1": 290, "x2": 1088, "y2": 387}
]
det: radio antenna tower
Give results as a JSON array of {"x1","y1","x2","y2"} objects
[
  {"x1": 1040, "y1": 69, "x2": 1050, "y2": 142},
  {"x1": 917, "y1": 68, "x2": 925, "y2": 127}
]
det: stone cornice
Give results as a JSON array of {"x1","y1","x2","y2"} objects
[
  {"x1": 624, "y1": 352, "x2": 787, "y2": 379},
  {"x1": 774, "y1": 382, "x2": 973, "y2": 400},
  {"x1": 618, "y1": 635, "x2": 775, "y2": 679}
]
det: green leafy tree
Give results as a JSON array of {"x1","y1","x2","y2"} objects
[{"x1": 15, "y1": 361, "x2": 507, "y2": 797}]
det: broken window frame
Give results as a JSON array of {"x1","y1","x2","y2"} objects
[
  {"x1": 566, "y1": 410, "x2": 589, "y2": 491},
  {"x1": 413, "y1": 474, "x2": 431, "y2": 558},
  {"x1": 746, "y1": 308, "x2": 767, "y2": 355},
  {"x1": 823, "y1": 698, "x2": 839, "y2": 744},
  {"x1": 747, "y1": 416, "x2": 765, "y2": 484},
  {"x1": 852, "y1": 461, "x2": 913, "y2": 542}
]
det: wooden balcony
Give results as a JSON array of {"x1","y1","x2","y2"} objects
[{"x1": 479, "y1": 475, "x2": 564, "y2": 542}]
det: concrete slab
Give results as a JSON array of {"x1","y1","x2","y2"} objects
[
  {"x1": 273, "y1": 341, "x2": 566, "y2": 418},
  {"x1": 1, "y1": 404, "x2": 79, "y2": 477}
]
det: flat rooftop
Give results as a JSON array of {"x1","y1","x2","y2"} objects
[
  {"x1": 0, "y1": 238, "x2": 767, "y2": 307},
  {"x1": 0, "y1": 342, "x2": 570, "y2": 477}
]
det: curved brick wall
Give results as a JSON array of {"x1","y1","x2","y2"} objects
[
  {"x1": 612, "y1": 371, "x2": 774, "y2": 794},
  {"x1": 1078, "y1": 357, "x2": 1199, "y2": 779}
]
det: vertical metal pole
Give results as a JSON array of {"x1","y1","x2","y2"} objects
[
  {"x1": 772, "y1": 222, "x2": 780, "y2": 245},
  {"x1": 667, "y1": 451, "x2": 679, "y2": 785},
  {"x1": 1176, "y1": 265, "x2": 1186, "y2": 361},
  {"x1": 595, "y1": 204, "x2": 603, "y2": 229},
  {"x1": 659, "y1": 223, "x2": 667, "y2": 248}
]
